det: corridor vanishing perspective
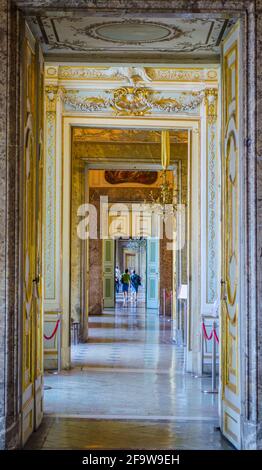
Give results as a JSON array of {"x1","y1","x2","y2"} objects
[{"x1": 26, "y1": 305, "x2": 232, "y2": 450}]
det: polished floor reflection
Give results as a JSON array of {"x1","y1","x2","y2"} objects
[{"x1": 26, "y1": 304, "x2": 233, "y2": 449}]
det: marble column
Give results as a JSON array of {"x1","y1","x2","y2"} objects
[
  {"x1": 243, "y1": 0, "x2": 262, "y2": 450},
  {"x1": 256, "y1": 0, "x2": 262, "y2": 450},
  {"x1": 0, "y1": 0, "x2": 21, "y2": 449}
]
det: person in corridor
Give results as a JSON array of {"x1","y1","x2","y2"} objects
[
  {"x1": 121, "y1": 268, "x2": 130, "y2": 306},
  {"x1": 130, "y1": 270, "x2": 141, "y2": 303},
  {"x1": 115, "y1": 265, "x2": 121, "y2": 293}
]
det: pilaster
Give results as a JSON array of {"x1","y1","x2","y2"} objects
[
  {"x1": 202, "y1": 88, "x2": 219, "y2": 311},
  {"x1": 43, "y1": 84, "x2": 64, "y2": 369}
]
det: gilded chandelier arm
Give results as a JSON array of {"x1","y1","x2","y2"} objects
[{"x1": 161, "y1": 130, "x2": 170, "y2": 170}]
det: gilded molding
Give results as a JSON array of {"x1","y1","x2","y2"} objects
[
  {"x1": 148, "y1": 68, "x2": 218, "y2": 82},
  {"x1": 62, "y1": 87, "x2": 205, "y2": 116},
  {"x1": 221, "y1": 25, "x2": 240, "y2": 432},
  {"x1": 204, "y1": 88, "x2": 218, "y2": 304},
  {"x1": 44, "y1": 111, "x2": 56, "y2": 300},
  {"x1": 63, "y1": 90, "x2": 108, "y2": 112},
  {"x1": 111, "y1": 87, "x2": 153, "y2": 115},
  {"x1": 206, "y1": 118, "x2": 217, "y2": 304},
  {"x1": 153, "y1": 90, "x2": 204, "y2": 113},
  {"x1": 57, "y1": 66, "x2": 114, "y2": 80},
  {"x1": 45, "y1": 85, "x2": 59, "y2": 112},
  {"x1": 44, "y1": 84, "x2": 65, "y2": 302},
  {"x1": 45, "y1": 65, "x2": 218, "y2": 83},
  {"x1": 204, "y1": 88, "x2": 218, "y2": 124}
]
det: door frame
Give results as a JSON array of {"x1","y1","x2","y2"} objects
[
  {"x1": 62, "y1": 116, "x2": 200, "y2": 370},
  {"x1": 42, "y1": 8, "x2": 257, "y2": 442},
  {"x1": 146, "y1": 237, "x2": 160, "y2": 310},
  {"x1": 7, "y1": 2, "x2": 257, "y2": 452}
]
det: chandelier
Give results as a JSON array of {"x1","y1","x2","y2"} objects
[
  {"x1": 145, "y1": 130, "x2": 178, "y2": 217},
  {"x1": 126, "y1": 237, "x2": 147, "y2": 250}
]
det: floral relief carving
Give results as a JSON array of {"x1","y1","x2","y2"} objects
[
  {"x1": 62, "y1": 87, "x2": 205, "y2": 116},
  {"x1": 205, "y1": 88, "x2": 218, "y2": 304},
  {"x1": 62, "y1": 91, "x2": 109, "y2": 112},
  {"x1": 45, "y1": 85, "x2": 59, "y2": 111},
  {"x1": 204, "y1": 88, "x2": 218, "y2": 124},
  {"x1": 44, "y1": 111, "x2": 56, "y2": 300}
]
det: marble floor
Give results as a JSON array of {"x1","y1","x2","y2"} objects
[{"x1": 26, "y1": 302, "x2": 233, "y2": 450}]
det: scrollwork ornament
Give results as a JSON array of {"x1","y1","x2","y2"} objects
[
  {"x1": 110, "y1": 87, "x2": 154, "y2": 116},
  {"x1": 204, "y1": 88, "x2": 218, "y2": 124},
  {"x1": 61, "y1": 87, "x2": 205, "y2": 116},
  {"x1": 45, "y1": 85, "x2": 59, "y2": 112}
]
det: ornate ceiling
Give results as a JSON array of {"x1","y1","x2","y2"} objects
[
  {"x1": 22, "y1": 8, "x2": 235, "y2": 62},
  {"x1": 72, "y1": 128, "x2": 188, "y2": 165},
  {"x1": 73, "y1": 142, "x2": 188, "y2": 166},
  {"x1": 73, "y1": 128, "x2": 188, "y2": 144}
]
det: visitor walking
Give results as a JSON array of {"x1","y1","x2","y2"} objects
[
  {"x1": 115, "y1": 265, "x2": 121, "y2": 293},
  {"x1": 130, "y1": 270, "x2": 141, "y2": 303},
  {"x1": 121, "y1": 269, "x2": 130, "y2": 306}
]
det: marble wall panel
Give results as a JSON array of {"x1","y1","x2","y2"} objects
[
  {"x1": 0, "y1": 0, "x2": 21, "y2": 449},
  {"x1": 14, "y1": 0, "x2": 253, "y2": 11},
  {"x1": 160, "y1": 235, "x2": 173, "y2": 316},
  {"x1": 71, "y1": 158, "x2": 85, "y2": 323},
  {"x1": 255, "y1": 0, "x2": 262, "y2": 446},
  {"x1": 89, "y1": 196, "x2": 102, "y2": 315}
]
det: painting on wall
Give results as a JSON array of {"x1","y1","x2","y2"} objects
[{"x1": 104, "y1": 170, "x2": 158, "y2": 185}]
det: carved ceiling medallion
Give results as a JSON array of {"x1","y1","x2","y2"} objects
[{"x1": 80, "y1": 20, "x2": 183, "y2": 45}]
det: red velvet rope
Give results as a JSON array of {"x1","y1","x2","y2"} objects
[
  {"x1": 202, "y1": 321, "x2": 213, "y2": 341},
  {"x1": 213, "y1": 328, "x2": 219, "y2": 344},
  {"x1": 44, "y1": 319, "x2": 60, "y2": 340},
  {"x1": 202, "y1": 321, "x2": 220, "y2": 343}
]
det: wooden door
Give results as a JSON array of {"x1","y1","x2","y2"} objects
[
  {"x1": 146, "y1": 238, "x2": 159, "y2": 310},
  {"x1": 221, "y1": 20, "x2": 242, "y2": 449},
  {"x1": 103, "y1": 239, "x2": 115, "y2": 308},
  {"x1": 22, "y1": 30, "x2": 44, "y2": 445},
  {"x1": 34, "y1": 47, "x2": 44, "y2": 430}
]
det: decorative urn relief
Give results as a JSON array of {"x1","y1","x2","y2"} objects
[{"x1": 110, "y1": 87, "x2": 154, "y2": 116}]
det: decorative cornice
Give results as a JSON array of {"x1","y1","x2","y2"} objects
[
  {"x1": 147, "y1": 68, "x2": 218, "y2": 82},
  {"x1": 45, "y1": 65, "x2": 218, "y2": 84}
]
